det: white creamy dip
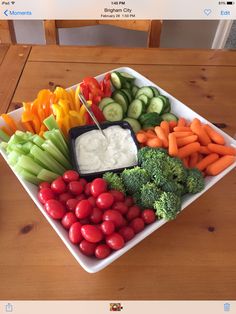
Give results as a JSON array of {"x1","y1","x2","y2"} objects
[{"x1": 75, "y1": 126, "x2": 138, "y2": 174}]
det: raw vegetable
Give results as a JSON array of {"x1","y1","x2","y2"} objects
[
  {"x1": 121, "y1": 167, "x2": 150, "y2": 195},
  {"x1": 154, "y1": 192, "x2": 182, "y2": 220},
  {"x1": 185, "y1": 168, "x2": 205, "y2": 194},
  {"x1": 103, "y1": 172, "x2": 126, "y2": 193},
  {"x1": 205, "y1": 155, "x2": 236, "y2": 176}
]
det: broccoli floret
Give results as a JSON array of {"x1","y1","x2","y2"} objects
[
  {"x1": 186, "y1": 168, "x2": 205, "y2": 194},
  {"x1": 140, "y1": 182, "x2": 162, "y2": 208},
  {"x1": 121, "y1": 166, "x2": 150, "y2": 195},
  {"x1": 154, "y1": 192, "x2": 182, "y2": 220},
  {"x1": 103, "y1": 172, "x2": 126, "y2": 193},
  {"x1": 161, "y1": 181, "x2": 186, "y2": 196},
  {"x1": 138, "y1": 147, "x2": 167, "y2": 164},
  {"x1": 166, "y1": 156, "x2": 187, "y2": 183}
]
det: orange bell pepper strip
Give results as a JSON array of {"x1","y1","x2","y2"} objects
[
  {"x1": 1, "y1": 114, "x2": 18, "y2": 132},
  {"x1": 1, "y1": 126, "x2": 12, "y2": 136},
  {"x1": 22, "y1": 121, "x2": 35, "y2": 133}
]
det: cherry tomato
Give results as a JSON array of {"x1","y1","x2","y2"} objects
[
  {"x1": 126, "y1": 205, "x2": 141, "y2": 221},
  {"x1": 61, "y1": 212, "x2": 78, "y2": 229},
  {"x1": 90, "y1": 207, "x2": 103, "y2": 224},
  {"x1": 84, "y1": 183, "x2": 92, "y2": 196},
  {"x1": 79, "y1": 178, "x2": 87, "y2": 187},
  {"x1": 106, "y1": 233, "x2": 124, "y2": 250},
  {"x1": 81, "y1": 225, "x2": 103, "y2": 243},
  {"x1": 103, "y1": 210, "x2": 124, "y2": 228},
  {"x1": 58, "y1": 192, "x2": 73, "y2": 205},
  {"x1": 96, "y1": 192, "x2": 114, "y2": 209},
  {"x1": 110, "y1": 190, "x2": 125, "y2": 202},
  {"x1": 69, "y1": 222, "x2": 83, "y2": 244},
  {"x1": 66, "y1": 198, "x2": 78, "y2": 211},
  {"x1": 112, "y1": 202, "x2": 128, "y2": 215},
  {"x1": 75, "y1": 200, "x2": 92, "y2": 219},
  {"x1": 141, "y1": 209, "x2": 156, "y2": 224},
  {"x1": 79, "y1": 240, "x2": 96, "y2": 256},
  {"x1": 39, "y1": 182, "x2": 51, "y2": 190},
  {"x1": 68, "y1": 181, "x2": 84, "y2": 195},
  {"x1": 51, "y1": 177, "x2": 67, "y2": 194},
  {"x1": 44, "y1": 199, "x2": 66, "y2": 219},
  {"x1": 63, "y1": 170, "x2": 79, "y2": 183},
  {"x1": 118, "y1": 226, "x2": 135, "y2": 242},
  {"x1": 90, "y1": 178, "x2": 107, "y2": 197},
  {"x1": 101, "y1": 221, "x2": 115, "y2": 235},
  {"x1": 38, "y1": 188, "x2": 55, "y2": 204},
  {"x1": 124, "y1": 196, "x2": 134, "y2": 207},
  {"x1": 87, "y1": 196, "x2": 96, "y2": 207},
  {"x1": 76, "y1": 193, "x2": 86, "y2": 202},
  {"x1": 79, "y1": 218, "x2": 90, "y2": 225},
  {"x1": 95, "y1": 244, "x2": 111, "y2": 259},
  {"x1": 130, "y1": 217, "x2": 145, "y2": 234}
]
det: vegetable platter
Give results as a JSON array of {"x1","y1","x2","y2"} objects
[{"x1": 0, "y1": 67, "x2": 236, "y2": 273}]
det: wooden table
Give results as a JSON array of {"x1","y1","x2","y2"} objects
[{"x1": 0, "y1": 45, "x2": 236, "y2": 300}]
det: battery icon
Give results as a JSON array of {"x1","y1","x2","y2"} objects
[{"x1": 227, "y1": 1, "x2": 234, "y2": 4}]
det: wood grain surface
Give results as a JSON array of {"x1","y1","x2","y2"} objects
[
  {"x1": 0, "y1": 45, "x2": 236, "y2": 300},
  {"x1": 0, "y1": 44, "x2": 9, "y2": 64},
  {"x1": 0, "y1": 45, "x2": 31, "y2": 114}
]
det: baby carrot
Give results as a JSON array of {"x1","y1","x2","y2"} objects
[
  {"x1": 204, "y1": 124, "x2": 225, "y2": 145},
  {"x1": 146, "y1": 137, "x2": 162, "y2": 148},
  {"x1": 137, "y1": 133, "x2": 148, "y2": 144},
  {"x1": 169, "y1": 120, "x2": 177, "y2": 132},
  {"x1": 199, "y1": 146, "x2": 211, "y2": 155},
  {"x1": 190, "y1": 123, "x2": 211, "y2": 146},
  {"x1": 174, "y1": 131, "x2": 194, "y2": 138},
  {"x1": 160, "y1": 120, "x2": 169, "y2": 138},
  {"x1": 173, "y1": 126, "x2": 191, "y2": 132},
  {"x1": 206, "y1": 155, "x2": 236, "y2": 176},
  {"x1": 168, "y1": 133, "x2": 178, "y2": 156},
  {"x1": 146, "y1": 130, "x2": 157, "y2": 139},
  {"x1": 1, "y1": 114, "x2": 18, "y2": 132},
  {"x1": 178, "y1": 142, "x2": 200, "y2": 159},
  {"x1": 176, "y1": 135, "x2": 198, "y2": 147},
  {"x1": 208, "y1": 143, "x2": 236, "y2": 156},
  {"x1": 191, "y1": 118, "x2": 201, "y2": 128},
  {"x1": 196, "y1": 153, "x2": 219, "y2": 171},
  {"x1": 189, "y1": 152, "x2": 199, "y2": 168},
  {"x1": 154, "y1": 126, "x2": 168, "y2": 147},
  {"x1": 182, "y1": 157, "x2": 190, "y2": 168},
  {"x1": 177, "y1": 117, "x2": 186, "y2": 127}
]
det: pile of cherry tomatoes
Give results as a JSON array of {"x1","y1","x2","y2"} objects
[{"x1": 38, "y1": 170, "x2": 156, "y2": 259}]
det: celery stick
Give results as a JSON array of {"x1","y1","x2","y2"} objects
[
  {"x1": 17, "y1": 155, "x2": 43, "y2": 176},
  {"x1": 15, "y1": 130, "x2": 34, "y2": 141},
  {"x1": 37, "y1": 169, "x2": 58, "y2": 182},
  {"x1": 0, "y1": 129, "x2": 10, "y2": 142},
  {"x1": 8, "y1": 134, "x2": 25, "y2": 146},
  {"x1": 43, "y1": 131, "x2": 69, "y2": 158},
  {"x1": 32, "y1": 134, "x2": 44, "y2": 147},
  {"x1": 22, "y1": 142, "x2": 34, "y2": 154},
  {"x1": 7, "y1": 144, "x2": 26, "y2": 155},
  {"x1": 43, "y1": 115, "x2": 59, "y2": 131},
  {"x1": 18, "y1": 169, "x2": 42, "y2": 185},
  {"x1": 30, "y1": 145, "x2": 66, "y2": 175},
  {"x1": 42, "y1": 140, "x2": 72, "y2": 169},
  {"x1": 8, "y1": 151, "x2": 21, "y2": 166},
  {"x1": 0, "y1": 141, "x2": 8, "y2": 150}
]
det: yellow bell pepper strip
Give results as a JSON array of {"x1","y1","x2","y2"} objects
[
  {"x1": 75, "y1": 85, "x2": 81, "y2": 112},
  {"x1": 58, "y1": 99, "x2": 70, "y2": 115},
  {"x1": 69, "y1": 110, "x2": 83, "y2": 127},
  {"x1": 22, "y1": 102, "x2": 31, "y2": 112},
  {"x1": 68, "y1": 89, "x2": 76, "y2": 110},
  {"x1": 1, "y1": 114, "x2": 18, "y2": 133},
  {"x1": 21, "y1": 111, "x2": 41, "y2": 134},
  {"x1": 79, "y1": 104, "x2": 88, "y2": 125},
  {"x1": 62, "y1": 114, "x2": 71, "y2": 135},
  {"x1": 37, "y1": 103, "x2": 46, "y2": 124}
]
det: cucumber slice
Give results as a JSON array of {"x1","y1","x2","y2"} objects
[
  {"x1": 111, "y1": 72, "x2": 123, "y2": 89},
  {"x1": 112, "y1": 90, "x2": 129, "y2": 113},
  {"x1": 124, "y1": 81, "x2": 132, "y2": 90},
  {"x1": 121, "y1": 88, "x2": 133, "y2": 103},
  {"x1": 150, "y1": 86, "x2": 160, "y2": 97},
  {"x1": 135, "y1": 87, "x2": 154, "y2": 99},
  {"x1": 98, "y1": 97, "x2": 114, "y2": 111},
  {"x1": 137, "y1": 94, "x2": 149, "y2": 105},
  {"x1": 132, "y1": 85, "x2": 139, "y2": 97},
  {"x1": 127, "y1": 99, "x2": 144, "y2": 119},
  {"x1": 123, "y1": 118, "x2": 141, "y2": 133},
  {"x1": 119, "y1": 72, "x2": 136, "y2": 82},
  {"x1": 147, "y1": 97, "x2": 165, "y2": 114},
  {"x1": 158, "y1": 95, "x2": 171, "y2": 113},
  {"x1": 103, "y1": 102, "x2": 123, "y2": 121},
  {"x1": 161, "y1": 113, "x2": 178, "y2": 122}
]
